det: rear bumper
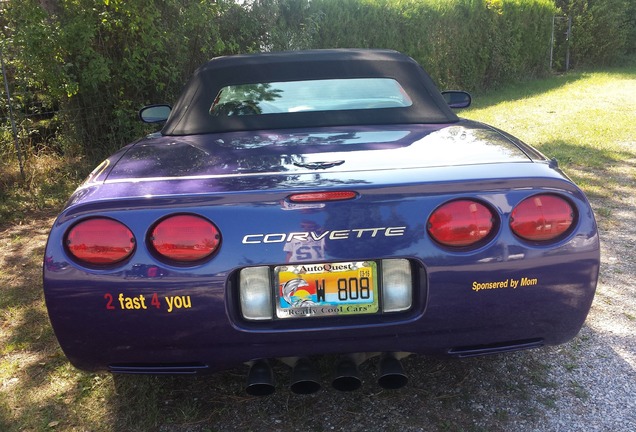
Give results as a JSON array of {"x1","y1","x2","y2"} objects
[
  {"x1": 43, "y1": 168, "x2": 600, "y2": 373},
  {"x1": 44, "y1": 247, "x2": 598, "y2": 373}
]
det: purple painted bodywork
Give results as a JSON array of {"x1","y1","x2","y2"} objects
[{"x1": 43, "y1": 119, "x2": 599, "y2": 373}]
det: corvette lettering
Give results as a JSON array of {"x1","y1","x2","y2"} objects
[{"x1": 242, "y1": 226, "x2": 407, "y2": 244}]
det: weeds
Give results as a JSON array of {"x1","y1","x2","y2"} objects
[{"x1": 0, "y1": 151, "x2": 89, "y2": 229}]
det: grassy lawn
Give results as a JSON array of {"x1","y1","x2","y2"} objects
[
  {"x1": 462, "y1": 65, "x2": 636, "y2": 203},
  {"x1": 0, "y1": 63, "x2": 635, "y2": 431}
]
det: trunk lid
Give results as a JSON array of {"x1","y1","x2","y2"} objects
[{"x1": 106, "y1": 120, "x2": 532, "y2": 183}]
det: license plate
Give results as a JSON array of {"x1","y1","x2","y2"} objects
[{"x1": 275, "y1": 261, "x2": 378, "y2": 319}]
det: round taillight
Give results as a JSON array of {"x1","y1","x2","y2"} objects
[
  {"x1": 150, "y1": 214, "x2": 221, "y2": 263},
  {"x1": 510, "y1": 194, "x2": 574, "y2": 242},
  {"x1": 428, "y1": 200, "x2": 495, "y2": 247},
  {"x1": 66, "y1": 218, "x2": 135, "y2": 265}
]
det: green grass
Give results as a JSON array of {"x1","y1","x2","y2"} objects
[
  {"x1": 460, "y1": 64, "x2": 636, "y2": 234},
  {"x1": 462, "y1": 65, "x2": 636, "y2": 201},
  {"x1": 0, "y1": 63, "x2": 635, "y2": 431}
]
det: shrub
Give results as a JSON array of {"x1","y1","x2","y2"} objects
[
  {"x1": 310, "y1": 0, "x2": 555, "y2": 89},
  {"x1": 3, "y1": 0, "x2": 243, "y2": 160},
  {"x1": 6, "y1": 0, "x2": 609, "y2": 163},
  {"x1": 556, "y1": 0, "x2": 634, "y2": 67}
]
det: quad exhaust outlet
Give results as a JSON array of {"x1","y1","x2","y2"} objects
[
  {"x1": 245, "y1": 353, "x2": 408, "y2": 396},
  {"x1": 290, "y1": 357, "x2": 322, "y2": 394},
  {"x1": 332, "y1": 356, "x2": 362, "y2": 392},
  {"x1": 245, "y1": 360, "x2": 276, "y2": 396},
  {"x1": 377, "y1": 353, "x2": 409, "y2": 389}
]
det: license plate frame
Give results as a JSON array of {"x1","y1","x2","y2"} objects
[{"x1": 274, "y1": 261, "x2": 379, "y2": 319}]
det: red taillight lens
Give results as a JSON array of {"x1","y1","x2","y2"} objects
[
  {"x1": 510, "y1": 194, "x2": 574, "y2": 242},
  {"x1": 150, "y1": 214, "x2": 220, "y2": 262},
  {"x1": 66, "y1": 218, "x2": 135, "y2": 265},
  {"x1": 288, "y1": 191, "x2": 357, "y2": 203},
  {"x1": 428, "y1": 200, "x2": 495, "y2": 247}
]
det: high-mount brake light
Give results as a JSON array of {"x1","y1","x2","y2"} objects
[
  {"x1": 150, "y1": 214, "x2": 221, "y2": 263},
  {"x1": 510, "y1": 194, "x2": 574, "y2": 242},
  {"x1": 428, "y1": 200, "x2": 495, "y2": 247},
  {"x1": 65, "y1": 218, "x2": 135, "y2": 265},
  {"x1": 289, "y1": 191, "x2": 357, "y2": 203}
]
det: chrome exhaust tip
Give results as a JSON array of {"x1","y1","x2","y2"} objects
[
  {"x1": 377, "y1": 353, "x2": 408, "y2": 389},
  {"x1": 290, "y1": 358, "x2": 321, "y2": 394},
  {"x1": 332, "y1": 357, "x2": 362, "y2": 391},
  {"x1": 245, "y1": 360, "x2": 276, "y2": 396}
]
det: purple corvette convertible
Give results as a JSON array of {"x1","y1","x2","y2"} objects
[{"x1": 43, "y1": 49, "x2": 599, "y2": 395}]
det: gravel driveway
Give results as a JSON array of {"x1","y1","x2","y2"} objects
[{"x1": 543, "y1": 160, "x2": 636, "y2": 432}]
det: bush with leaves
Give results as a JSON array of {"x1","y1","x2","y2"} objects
[
  {"x1": 309, "y1": 0, "x2": 555, "y2": 89},
  {"x1": 3, "y1": 0, "x2": 253, "y2": 160},
  {"x1": 555, "y1": 0, "x2": 634, "y2": 67},
  {"x1": 9, "y1": 0, "x2": 629, "y2": 165}
]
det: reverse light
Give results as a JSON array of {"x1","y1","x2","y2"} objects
[
  {"x1": 510, "y1": 194, "x2": 574, "y2": 242},
  {"x1": 239, "y1": 266, "x2": 273, "y2": 320},
  {"x1": 381, "y1": 259, "x2": 412, "y2": 313},
  {"x1": 65, "y1": 218, "x2": 135, "y2": 265},
  {"x1": 150, "y1": 214, "x2": 221, "y2": 263},
  {"x1": 288, "y1": 191, "x2": 357, "y2": 203},
  {"x1": 427, "y1": 200, "x2": 495, "y2": 247}
]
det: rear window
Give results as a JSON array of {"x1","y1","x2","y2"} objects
[{"x1": 210, "y1": 78, "x2": 412, "y2": 117}]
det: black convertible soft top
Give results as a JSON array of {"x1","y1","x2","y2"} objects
[{"x1": 162, "y1": 49, "x2": 459, "y2": 135}]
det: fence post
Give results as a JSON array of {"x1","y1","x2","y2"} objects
[
  {"x1": 565, "y1": 15, "x2": 572, "y2": 72},
  {"x1": 1, "y1": 43, "x2": 25, "y2": 182},
  {"x1": 550, "y1": 15, "x2": 572, "y2": 72},
  {"x1": 550, "y1": 15, "x2": 555, "y2": 70}
]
